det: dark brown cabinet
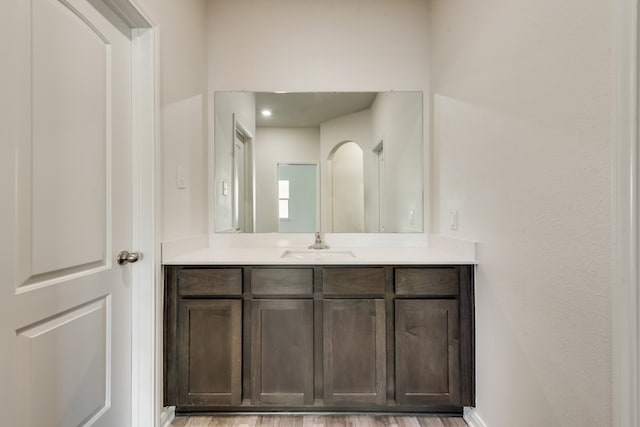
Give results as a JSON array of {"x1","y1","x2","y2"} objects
[
  {"x1": 395, "y1": 299, "x2": 459, "y2": 406},
  {"x1": 250, "y1": 299, "x2": 314, "y2": 405},
  {"x1": 323, "y1": 299, "x2": 386, "y2": 406},
  {"x1": 164, "y1": 264, "x2": 474, "y2": 413},
  {"x1": 176, "y1": 299, "x2": 242, "y2": 406}
]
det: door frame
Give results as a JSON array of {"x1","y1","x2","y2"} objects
[
  {"x1": 372, "y1": 140, "x2": 384, "y2": 232},
  {"x1": 98, "y1": 1, "x2": 159, "y2": 426},
  {"x1": 614, "y1": 0, "x2": 640, "y2": 426},
  {"x1": 232, "y1": 114, "x2": 254, "y2": 233}
]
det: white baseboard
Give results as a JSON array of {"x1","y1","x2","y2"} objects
[
  {"x1": 464, "y1": 407, "x2": 488, "y2": 427},
  {"x1": 159, "y1": 406, "x2": 175, "y2": 427}
]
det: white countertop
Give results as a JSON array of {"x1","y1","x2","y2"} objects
[{"x1": 162, "y1": 246, "x2": 476, "y2": 265}]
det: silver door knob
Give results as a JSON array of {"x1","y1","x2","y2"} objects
[{"x1": 117, "y1": 250, "x2": 141, "y2": 265}]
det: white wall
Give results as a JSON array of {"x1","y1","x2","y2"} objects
[
  {"x1": 254, "y1": 127, "x2": 320, "y2": 232},
  {"x1": 135, "y1": 0, "x2": 209, "y2": 241},
  {"x1": 429, "y1": 1, "x2": 613, "y2": 426},
  {"x1": 206, "y1": 0, "x2": 430, "y2": 91},
  {"x1": 206, "y1": 0, "x2": 430, "y2": 232}
]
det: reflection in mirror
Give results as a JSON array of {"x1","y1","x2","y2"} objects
[
  {"x1": 277, "y1": 164, "x2": 318, "y2": 232},
  {"x1": 213, "y1": 92, "x2": 423, "y2": 233},
  {"x1": 329, "y1": 142, "x2": 364, "y2": 232}
]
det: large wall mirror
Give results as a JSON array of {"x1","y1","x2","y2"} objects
[{"x1": 213, "y1": 91, "x2": 423, "y2": 233}]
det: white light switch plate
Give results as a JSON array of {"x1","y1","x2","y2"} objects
[
  {"x1": 449, "y1": 209, "x2": 458, "y2": 231},
  {"x1": 176, "y1": 166, "x2": 188, "y2": 189}
]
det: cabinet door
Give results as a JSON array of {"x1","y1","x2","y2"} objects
[
  {"x1": 251, "y1": 299, "x2": 314, "y2": 405},
  {"x1": 323, "y1": 299, "x2": 386, "y2": 406},
  {"x1": 395, "y1": 299, "x2": 460, "y2": 406},
  {"x1": 177, "y1": 299, "x2": 242, "y2": 406}
]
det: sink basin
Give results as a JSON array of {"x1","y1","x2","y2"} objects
[{"x1": 281, "y1": 250, "x2": 356, "y2": 259}]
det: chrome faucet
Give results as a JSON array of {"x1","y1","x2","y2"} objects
[{"x1": 309, "y1": 232, "x2": 329, "y2": 250}]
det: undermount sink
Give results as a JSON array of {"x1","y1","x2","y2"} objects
[{"x1": 281, "y1": 249, "x2": 356, "y2": 259}]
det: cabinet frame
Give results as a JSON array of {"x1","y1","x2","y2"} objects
[{"x1": 164, "y1": 264, "x2": 475, "y2": 412}]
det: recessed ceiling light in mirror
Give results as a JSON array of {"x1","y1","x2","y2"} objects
[{"x1": 261, "y1": 109, "x2": 272, "y2": 117}]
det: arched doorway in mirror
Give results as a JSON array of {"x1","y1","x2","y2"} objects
[{"x1": 327, "y1": 141, "x2": 365, "y2": 232}]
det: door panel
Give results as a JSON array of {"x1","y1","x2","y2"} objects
[
  {"x1": 30, "y1": 0, "x2": 108, "y2": 276},
  {"x1": 1, "y1": 0, "x2": 134, "y2": 425},
  {"x1": 17, "y1": 298, "x2": 109, "y2": 426}
]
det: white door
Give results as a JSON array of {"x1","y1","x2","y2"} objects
[{"x1": 1, "y1": 0, "x2": 135, "y2": 426}]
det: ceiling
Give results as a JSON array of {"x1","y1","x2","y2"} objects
[{"x1": 255, "y1": 92, "x2": 378, "y2": 128}]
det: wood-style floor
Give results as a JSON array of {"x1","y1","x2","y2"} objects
[{"x1": 171, "y1": 415, "x2": 468, "y2": 427}]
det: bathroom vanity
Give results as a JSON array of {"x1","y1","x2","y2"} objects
[{"x1": 164, "y1": 249, "x2": 475, "y2": 414}]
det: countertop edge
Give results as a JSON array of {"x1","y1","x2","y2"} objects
[{"x1": 162, "y1": 247, "x2": 477, "y2": 266}]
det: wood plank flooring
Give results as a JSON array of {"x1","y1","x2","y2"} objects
[{"x1": 171, "y1": 415, "x2": 468, "y2": 427}]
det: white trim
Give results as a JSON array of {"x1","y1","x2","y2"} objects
[
  {"x1": 102, "y1": 0, "x2": 151, "y2": 28},
  {"x1": 130, "y1": 24, "x2": 158, "y2": 427},
  {"x1": 160, "y1": 406, "x2": 176, "y2": 427},
  {"x1": 613, "y1": 0, "x2": 640, "y2": 427},
  {"x1": 463, "y1": 407, "x2": 488, "y2": 427},
  {"x1": 151, "y1": 22, "x2": 163, "y2": 427},
  {"x1": 98, "y1": 1, "x2": 158, "y2": 427}
]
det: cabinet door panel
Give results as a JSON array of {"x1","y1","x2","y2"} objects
[
  {"x1": 251, "y1": 299, "x2": 314, "y2": 405},
  {"x1": 177, "y1": 299, "x2": 242, "y2": 406},
  {"x1": 395, "y1": 299, "x2": 460, "y2": 406},
  {"x1": 323, "y1": 299, "x2": 386, "y2": 405}
]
